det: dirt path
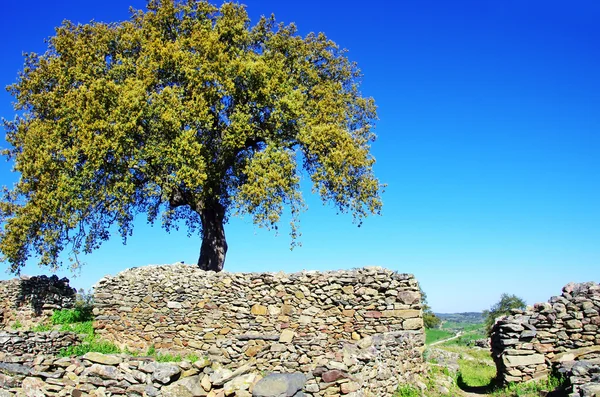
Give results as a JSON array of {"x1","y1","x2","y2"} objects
[{"x1": 430, "y1": 331, "x2": 463, "y2": 346}]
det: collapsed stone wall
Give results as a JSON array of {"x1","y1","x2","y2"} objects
[
  {"x1": 491, "y1": 282, "x2": 600, "y2": 386},
  {"x1": 0, "y1": 275, "x2": 76, "y2": 329},
  {"x1": 93, "y1": 265, "x2": 425, "y2": 396},
  {"x1": 0, "y1": 330, "x2": 81, "y2": 357}
]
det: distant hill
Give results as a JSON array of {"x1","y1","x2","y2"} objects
[{"x1": 434, "y1": 312, "x2": 484, "y2": 324}]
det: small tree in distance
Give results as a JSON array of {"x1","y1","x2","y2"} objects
[
  {"x1": 0, "y1": 0, "x2": 384, "y2": 273},
  {"x1": 484, "y1": 293, "x2": 527, "y2": 334},
  {"x1": 419, "y1": 284, "x2": 441, "y2": 329}
]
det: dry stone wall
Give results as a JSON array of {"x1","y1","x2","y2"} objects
[
  {"x1": 93, "y1": 265, "x2": 426, "y2": 396},
  {"x1": 491, "y1": 282, "x2": 600, "y2": 388},
  {"x1": 0, "y1": 275, "x2": 76, "y2": 329}
]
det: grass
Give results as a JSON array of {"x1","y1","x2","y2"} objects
[
  {"x1": 394, "y1": 384, "x2": 421, "y2": 397},
  {"x1": 51, "y1": 307, "x2": 94, "y2": 325},
  {"x1": 490, "y1": 375, "x2": 565, "y2": 397},
  {"x1": 457, "y1": 358, "x2": 497, "y2": 388},
  {"x1": 425, "y1": 328, "x2": 454, "y2": 344},
  {"x1": 443, "y1": 330, "x2": 487, "y2": 347}
]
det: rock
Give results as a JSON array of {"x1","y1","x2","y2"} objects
[
  {"x1": 279, "y1": 330, "x2": 295, "y2": 343},
  {"x1": 224, "y1": 374, "x2": 258, "y2": 395},
  {"x1": 86, "y1": 364, "x2": 121, "y2": 380},
  {"x1": 194, "y1": 357, "x2": 211, "y2": 370},
  {"x1": 502, "y1": 354, "x2": 545, "y2": 367},
  {"x1": 251, "y1": 305, "x2": 268, "y2": 316},
  {"x1": 166, "y1": 375, "x2": 206, "y2": 396},
  {"x1": 82, "y1": 352, "x2": 123, "y2": 366},
  {"x1": 252, "y1": 373, "x2": 306, "y2": 397},
  {"x1": 340, "y1": 381, "x2": 360, "y2": 394},
  {"x1": 152, "y1": 363, "x2": 181, "y2": 384},
  {"x1": 22, "y1": 377, "x2": 46, "y2": 397}
]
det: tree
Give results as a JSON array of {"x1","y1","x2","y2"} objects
[
  {"x1": 0, "y1": 0, "x2": 383, "y2": 273},
  {"x1": 419, "y1": 284, "x2": 441, "y2": 329},
  {"x1": 483, "y1": 293, "x2": 526, "y2": 334}
]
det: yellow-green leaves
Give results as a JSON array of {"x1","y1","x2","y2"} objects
[{"x1": 1, "y1": 0, "x2": 383, "y2": 273}]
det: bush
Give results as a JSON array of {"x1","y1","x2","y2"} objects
[
  {"x1": 394, "y1": 384, "x2": 421, "y2": 397},
  {"x1": 59, "y1": 339, "x2": 120, "y2": 357},
  {"x1": 483, "y1": 294, "x2": 526, "y2": 334},
  {"x1": 52, "y1": 307, "x2": 93, "y2": 325}
]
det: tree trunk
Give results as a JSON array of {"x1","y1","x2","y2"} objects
[{"x1": 197, "y1": 202, "x2": 227, "y2": 272}]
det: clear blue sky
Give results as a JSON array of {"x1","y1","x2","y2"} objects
[{"x1": 0, "y1": 0, "x2": 598, "y2": 313}]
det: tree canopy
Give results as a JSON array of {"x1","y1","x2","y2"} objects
[
  {"x1": 0, "y1": 0, "x2": 383, "y2": 272},
  {"x1": 483, "y1": 293, "x2": 527, "y2": 334}
]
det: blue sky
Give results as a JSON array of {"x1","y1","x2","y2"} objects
[{"x1": 0, "y1": 0, "x2": 598, "y2": 313}]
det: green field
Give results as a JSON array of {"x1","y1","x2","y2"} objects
[{"x1": 425, "y1": 328, "x2": 455, "y2": 344}]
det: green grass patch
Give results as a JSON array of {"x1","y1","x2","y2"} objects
[
  {"x1": 457, "y1": 358, "x2": 496, "y2": 388},
  {"x1": 443, "y1": 330, "x2": 487, "y2": 347},
  {"x1": 440, "y1": 344, "x2": 493, "y2": 362},
  {"x1": 425, "y1": 329, "x2": 454, "y2": 344},
  {"x1": 51, "y1": 308, "x2": 93, "y2": 325},
  {"x1": 31, "y1": 323, "x2": 53, "y2": 332},
  {"x1": 491, "y1": 375, "x2": 566, "y2": 397},
  {"x1": 394, "y1": 384, "x2": 421, "y2": 397},
  {"x1": 59, "y1": 339, "x2": 120, "y2": 357}
]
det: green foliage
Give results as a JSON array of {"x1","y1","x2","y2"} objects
[
  {"x1": 484, "y1": 294, "x2": 526, "y2": 334},
  {"x1": 394, "y1": 384, "x2": 421, "y2": 397},
  {"x1": 443, "y1": 331, "x2": 487, "y2": 347},
  {"x1": 146, "y1": 345, "x2": 156, "y2": 356},
  {"x1": 12, "y1": 320, "x2": 22, "y2": 329},
  {"x1": 0, "y1": 0, "x2": 383, "y2": 273},
  {"x1": 419, "y1": 283, "x2": 441, "y2": 329},
  {"x1": 51, "y1": 308, "x2": 94, "y2": 325},
  {"x1": 155, "y1": 352, "x2": 200, "y2": 363},
  {"x1": 59, "y1": 320, "x2": 94, "y2": 337},
  {"x1": 457, "y1": 358, "x2": 497, "y2": 388},
  {"x1": 31, "y1": 323, "x2": 52, "y2": 332},
  {"x1": 490, "y1": 375, "x2": 565, "y2": 397},
  {"x1": 425, "y1": 329, "x2": 454, "y2": 345},
  {"x1": 423, "y1": 312, "x2": 442, "y2": 329},
  {"x1": 59, "y1": 339, "x2": 120, "y2": 357}
]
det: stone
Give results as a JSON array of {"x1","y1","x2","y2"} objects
[
  {"x1": 340, "y1": 381, "x2": 360, "y2": 393},
  {"x1": 87, "y1": 364, "x2": 121, "y2": 380},
  {"x1": 201, "y1": 374, "x2": 212, "y2": 391},
  {"x1": 403, "y1": 318, "x2": 423, "y2": 330},
  {"x1": 194, "y1": 357, "x2": 212, "y2": 370},
  {"x1": 152, "y1": 363, "x2": 181, "y2": 384},
  {"x1": 502, "y1": 354, "x2": 545, "y2": 367},
  {"x1": 163, "y1": 375, "x2": 206, "y2": 396},
  {"x1": 223, "y1": 373, "x2": 258, "y2": 395},
  {"x1": 251, "y1": 305, "x2": 268, "y2": 316},
  {"x1": 279, "y1": 329, "x2": 295, "y2": 343},
  {"x1": 321, "y1": 369, "x2": 347, "y2": 383},
  {"x1": 82, "y1": 352, "x2": 123, "y2": 366},
  {"x1": 252, "y1": 373, "x2": 306, "y2": 397},
  {"x1": 22, "y1": 377, "x2": 46, "y2": 397}
]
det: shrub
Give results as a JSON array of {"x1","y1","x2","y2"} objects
[
  {"x1": 59, "y1": 339, "x2": 120, "y2": 357},
  {"x1": 394, "y1": 384, "x2": 421, "y2": 397},
  {"x1": 52, "y1": 308, "x2": 93, "y2": 325}
]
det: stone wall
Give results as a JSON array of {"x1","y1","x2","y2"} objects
[
  {"x1": 0, "y1": 330, "x2": 81, "y2": 357},
  {"x1": 0, "y1": 351, "x2": 304, "y2": 397},
  {"x1": 0, "y1": 275, "x2": 76, "y2": 329},
  {"x1": 491, "y1": 282, "x2": 600, "y2": 386},
  {"x1": 93, "y1": 265, "x2": 426, "y2": 396}
]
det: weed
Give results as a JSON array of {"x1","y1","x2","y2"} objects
[
  {"x1": 394, "y1": 384, "x2": 421, "y2": 397},
  {"x1": 52, "y1": 308, "x2": 93, "y2": 325},
  {"x1": 146, "y1": 345, "x2": 156, "y2": 356},
  {"x1": 31, "y1": 323, "x2": 52, "y2": 332},
  {"x1": 425, "y1": 329, "x2": 455, "y2": 344},
  {"x1": 490, "y1": 374, "x2": 566, "y2": 397},
  {"x1": 59, "y1": 339, "x2": 120, "y2": 357}
]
